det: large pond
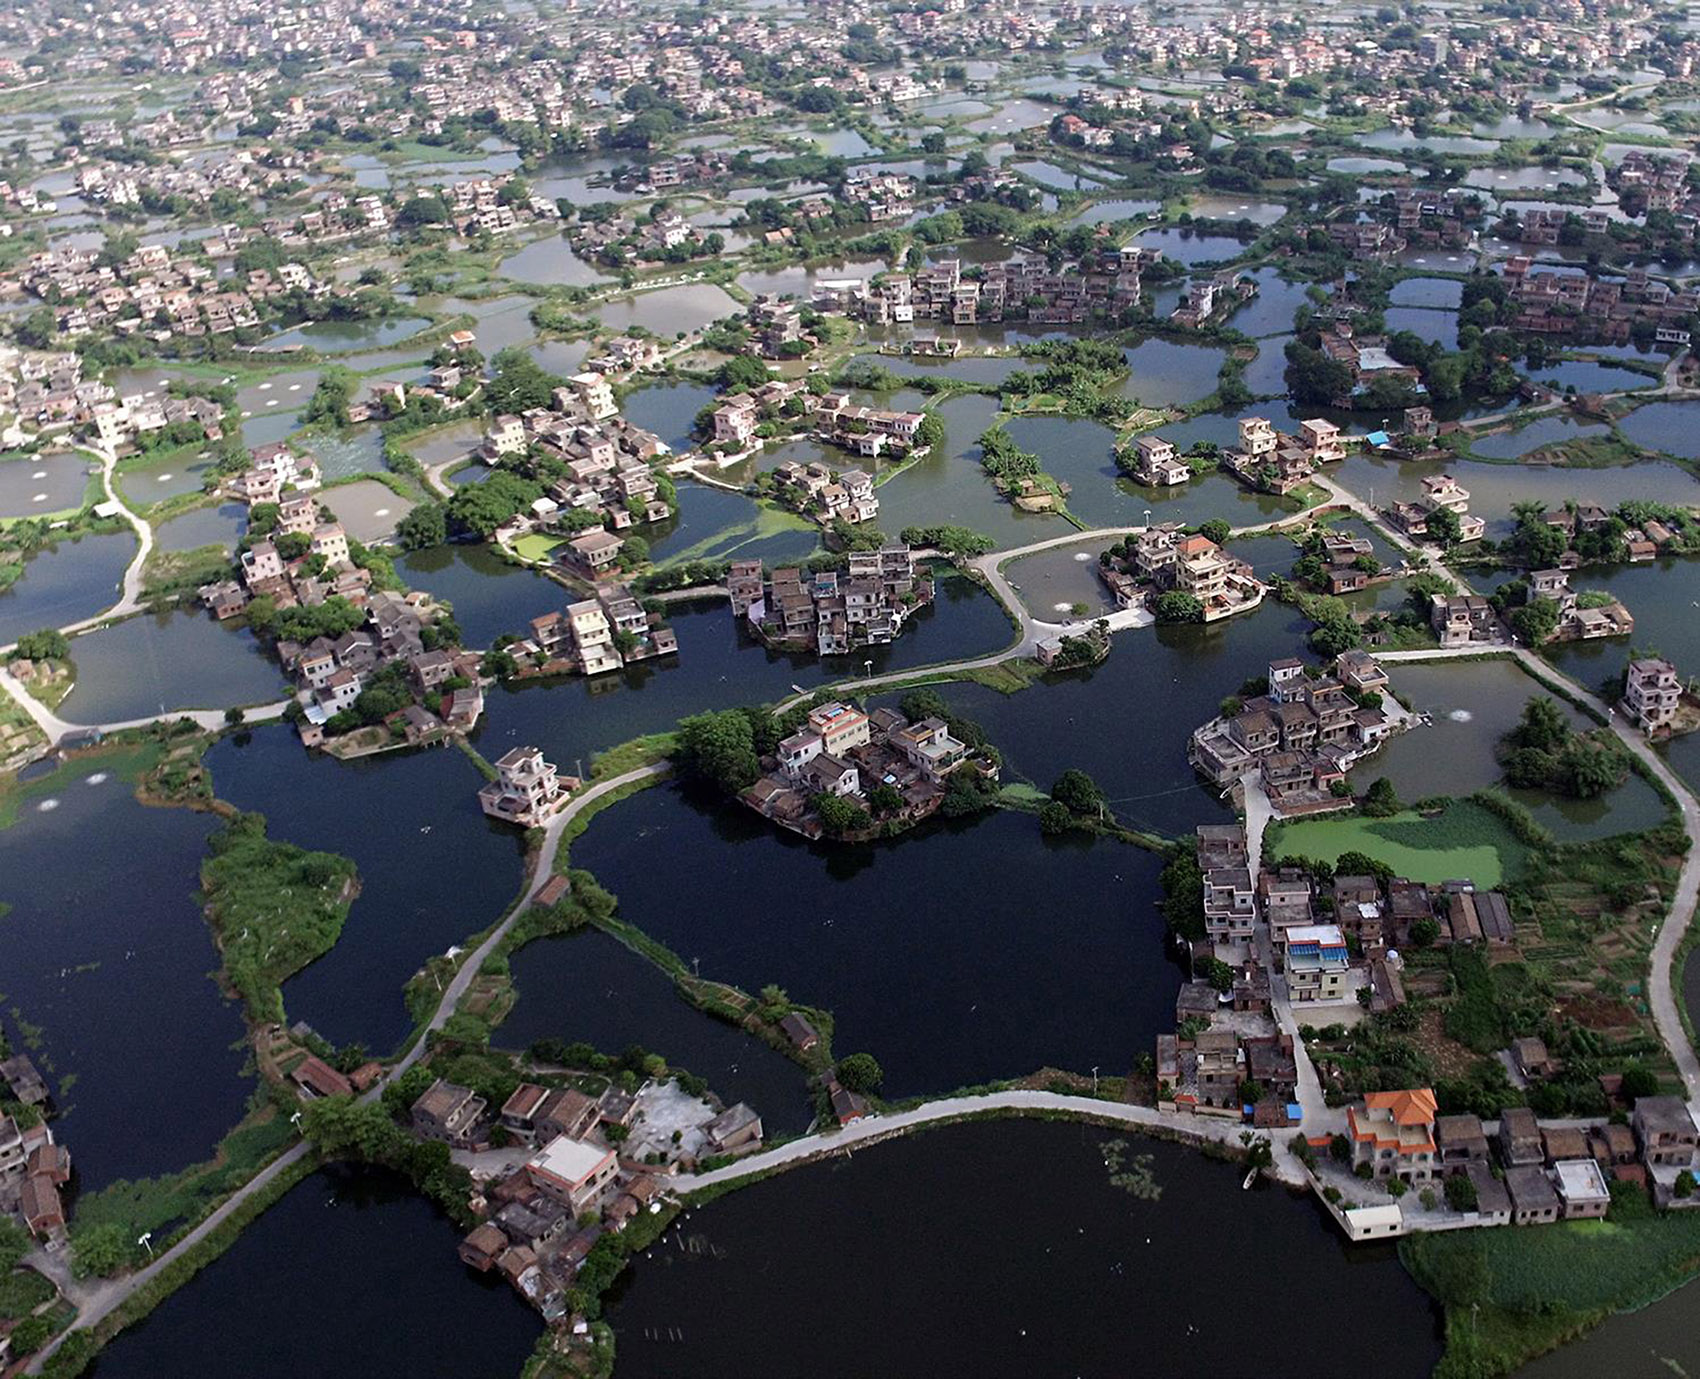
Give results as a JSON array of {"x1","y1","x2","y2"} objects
[
  {"x1": 496, "y1": 234, "x2": 611, "y2": 288},
  {"x1": 0, "y1": 758, "x2": 250, "y2": 1190},
  {"x1": 117, "y1": 449, "x2": 214, "y2": 508},
  {"x1": 264, "y1": 317, "x2": 431, "y2": 353},
  {"x1": 60, "y1": 612, "x2": 283, "y2": 724},
  {"x1": 920, "y1": 599, "x2": 1319, "y2": 837},
  {"x1": 1119, "y1": 338, "x2": 1227, "y2": 408},
  {"x1": 621, "y1": 380, "x2": 717, "y2": 454},
  {"x1": 397, "y1": 543, "x2": 568, "y2": 651},
  {"x1": 153, "y1": 501, "x2": 247, "y2": 554},
  {"x1": 1541, "y1": 555, "x2": 1700, "y2": 698},
  {"x1": 1135, "y1": 227, "x2": 1253, "y2": 267},
  {"x1": 475, "y1": 576, "x2": 1014, "y2": 773},
  {"x1": 203, "y1": 726, "x2": 529, "y2": 1052},
  {"x1": 0, "y1": 452, "x2": 91, "y2": 518},
  {"x1": 1359, "y1": 660, "x2": 1668, "y2": 841},
  {"x1": 88, "y1": 1166, "x2": 540, "y2": 1378},
  {"x1": 595, "y1": 283, "x2": 743, "y2": 337},
  {"x1": 500, "y1": 926, "x2": 816, "y2": 1137},
  {"x1": 646, "y1": 481, "x2": 821, "y2": 568},
  {"x1": 1616, "y1": 400, "x2": 1700, "y2": 458},
  {"x1": 317, "y1": 478, "x2": 417, "y2": 544},
  {"x1": 573, "y1": 788, "x2": 1173, "y2": 1098},
  {"x1": 0, "y1": 530, "x2": 133, "y2": 645},
  {"x1": 607, "y1": 1118, "x2": 1442, "y2": 1377}
]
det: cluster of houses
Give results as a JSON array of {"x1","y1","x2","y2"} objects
[
  {"x1": 1170, "y1": 271, "x2": 1258, "y2": 328},
  {"x1": 1323, "y1": 1085, "x2": 1700, "y2": 1238},
  {"x1": 740, "y1": 699, "x2": 997, "y2": 838},
  {"x1": 0, "y1": 1054, "x2": 70, "y2": 1248},
  {"x1": 480, "y1": 375, "x2": 676, "y2": 539},
  {"x1": 200, "y1": 476, "x2": 483, "y2": 749},
  {"x1": 763, "y1": 458, "x2": 879, "y2": 528},
  {"x1": 856, "y1": 247, "x2": 1152, "y2": 327},
  {"x1": 0, "y1": 347, "x2": 94, "y2": 445},
  {"x1": 1537, "y1": 499, "x2": 1690, "y2": 565},
  {"x1": 727, "y1": 546, "x2": 932, "y2": 658},
  {"x1": 514, "y1": 587, "x2": 679, "y2": 678},
  {"x1": 1219, "y1": 416, "x2": 1346, "y2": 497},
  {"x1": 707, "y1": 382, "x2": 926, "y2": 466},
  {"x1": 1099, "y1": 527, "x2": 1267, "y2": 624},
  {"x1": 16, "y1": 240, "x2": 333, "y2": 342},
  {"x1": 1188, "y1": 652, "x2": 1409, "y2": 813},
  {"x1": 1503, "y1": 255, "x2": 1700, "y2": 345},
  {"x1": 1388, "y1": 473, "x2": 1487, "y2": 544},
  {"x1": 408, "y1": 1073, "x2": 762, "y2": 1323},
  {"x1": 1517, "y1": 568, "x2": 1637, "y2": 643}
]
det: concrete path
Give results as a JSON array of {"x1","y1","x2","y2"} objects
[{"x1": 672, "y1": 1088, "x2": 1308, "y2": 1195}]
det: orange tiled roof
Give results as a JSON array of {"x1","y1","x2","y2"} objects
[{"x1": 1364, "y1": 1088, "x2": 1437, "y2": 1126}]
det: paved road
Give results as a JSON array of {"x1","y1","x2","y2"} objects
[{"x1": 673, "y1": 1088, "x2": 1308, "y2": 1194}]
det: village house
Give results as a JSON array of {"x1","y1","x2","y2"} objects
[
  {"x1": 526, "y1": 1135, "x2": 619, "y2": 1214},
  {"x1": 728, "y1": 546, "x2": 932, "y2": 658},
  {"x1": 411, "y1": 1079, "x2": 487, "y2": 1150},
  {"x1": 478, "y1": 747, "x2": 574, "y2": 827},
  {"x1": 1348, "y1": 1088, "x2": 1438, "y2": 1182},
  {"x1": 1283, "y1": 923, "x2": 1350, "y2": 1002},
  {"x1": 1624, "y1": 657, "x2": 1682, "y2": 735}
]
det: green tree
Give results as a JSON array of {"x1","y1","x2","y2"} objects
[
  {"x1": 1038, "y1": 800, "x2": 1074, "y2": 835},
  {"x1": 867, "y1": 782, "x2": 904, "y2": 816},
  {"x1": 1677, "y1": 1169, "x2": 1696, "y2": 1199},
  {"x1": 1361, "y1": 776, "x2": 1402, "y2": 818},
  {"x1": 813, "y1": 792, "x2": 871, "y2": 836},
  {"x1": 837, "y1": 1052, "x2": 883, "y2": 1094},
  {"x1": 0, "y1": 1215, "x2": 29, "y2": 1272},
  {"x1": 1424, "y1": 506, "x2": 1462, "y2": 547},
  {"x1": 1621, "y1": 1065, "x2": 1660, "y2": 1100},
  {"x1": 1444, "y1": 1172, "x2": 1478, "y2": 1211},
  {"x1": 1198, "y1": 519, "x2": 1231, "y2": 546},
  {"x1": 8, "y1": 1315, "x2": 53, "y2": 1355},
  {"x1": 1410, "y1": 916, "x2": 1442, "y2": 948},
  {"x1": 396, "y1": 502, "x2": 447, "y2": 550},
  {"x1": 718, "y1": 355, "x2": 771, "y2": 390},
  {"x1": 1154, "y1": 591, "x2": 1204, "y2": 624},
  {"x1": 302, "y1": 367, "x2": 356, "y2": 427},
  {"x1": 10, "y1": 628, "x2": 69, "y2": 661},
  {"x1": 1050, "y1": 768, "x2": 1105, "y2": 816},
  {"x1": 674, "y1": 709, "x2": 761, "y2": 794},
  {"x1": 1509, "y1": 596, "x2": 1560, "y2": 645},
  {"x1": 70, "y1": 1221, "x2": 132, "y2": 1278}
]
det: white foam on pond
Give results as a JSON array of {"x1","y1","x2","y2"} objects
[
  {"x1": 1053, "y1": 601, "x2": 1073, "y2": 612},
  {"x1": 1448, "y1": 709, "x2": 1472, "y2": 722},
  {"x1": 265, "y1": 398, "x2": 279, "y2": 406},
  {"x1": 374, "y1": 507, "x2": 391, "y2": 517},
  {"x1": 32, "y1": 493, "x2": 45, "y2": 502},
  {"x1": 1073, "y1": 551, "x2": 1092, "y2": 562},
  {"x1": 85, "y1": 772, "x2": 108, "y2": 785},
  {"x1": 37, "y1": 798, "x2": 59, "y2": 812},
  {"x1": 31, "y1": 470, "x2": 45, "y2": 479},
  {"x1": 156, "y1": 474, "x2": 172, "y2": 482}
]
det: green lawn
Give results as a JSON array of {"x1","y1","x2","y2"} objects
[
  {"x1": 511, "y1": 533, "x2": 563, "y2": 563},
  {"x1": 1269, "y1": 800, "x2": 1526, "y2": 886}
]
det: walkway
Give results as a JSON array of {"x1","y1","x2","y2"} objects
[
  {"x1": 25, "y1": 1141, "x2": 313, "y2": 1375},
  {"x1": 387, "y1": 762, "x2": 670, "y2": 1083},
  {"x1": 0, "y1": 664, "x2": 291, "y2": 744},
  {"x1": 672, "y1": 1088, "x2": 1308, "y2": 1194}
]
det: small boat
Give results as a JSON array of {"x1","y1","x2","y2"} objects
[{"x1": 1242, "y1": 1168, "x2": 1258, "y2": 1190}]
